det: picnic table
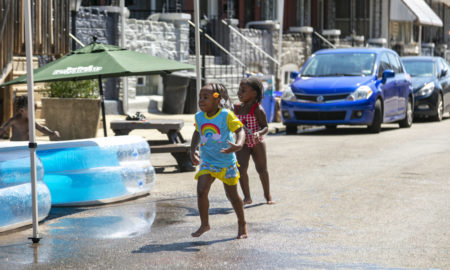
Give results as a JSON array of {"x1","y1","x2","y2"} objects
[{"x1": 110, "y1": 119, "x2": 195, "y2": 172}]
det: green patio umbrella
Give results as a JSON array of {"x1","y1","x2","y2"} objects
[{"x1": 1, "y1": 41, "x2": 195, "y2": 136}]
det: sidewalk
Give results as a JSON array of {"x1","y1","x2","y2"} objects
[
  {"x1": 102, "y1": 112, "x2": 286, "y2": 139},
  {"x1": 0, "y1": 112, "x2": 285, "y2": 143}
]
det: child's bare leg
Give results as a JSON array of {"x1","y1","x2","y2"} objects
[
  {"x1": 236, "y1": 146, "x2": 252, "y2": 204},
  {"x1": 223, "y1": 183, "x2": 247, "y2": 239},
  {"x1": 251, "y1": 142, "x2": 274, "y2": 204},
  {"x1": 192, "y1": 174, "x2": 215, "y2": 237}
]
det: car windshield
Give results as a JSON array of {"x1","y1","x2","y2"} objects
[
  {"x1": 402, "y1": 60, "x2": 435, "y2": 77},
  {"x1": 301, "y1": 52, "x2": 376, "y2": 77}
]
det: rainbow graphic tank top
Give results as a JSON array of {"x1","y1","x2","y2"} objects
[{"x1": 195, "y1": 108, "x2": 243, "y2": 168}]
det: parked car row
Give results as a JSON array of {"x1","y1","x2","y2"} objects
[
  {"x1": 401, "y1": 56, "x2": 450, "y2": 121},
  {"x1": 281, "y1": 48, "x2": 450, "y2": 134}
]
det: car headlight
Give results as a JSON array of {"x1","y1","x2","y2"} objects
[
  {"x1": 346, "y1": 86, "x2": 373, "y2": 101},
  {"x1": 282, "y1": 86, "x2": 296, "y2": 101},
  {"x1": 414, "y1": 82, "x2": 434, "y2": 97}
]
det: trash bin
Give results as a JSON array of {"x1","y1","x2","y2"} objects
[
  {"x1": 162, "y1": 73, "x2": 191, "y2": 114},
  {"x1": 261, "y1": 90, "x2": 282, "y2": 123},
  {"x1": 261, "y1": 91, "x2": 276, "y2": 123}
]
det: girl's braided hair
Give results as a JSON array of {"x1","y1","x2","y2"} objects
[
  {"x1": 240, "y1": 76, "x2": 264, "y2": 103},
  {"x1": 207, "y1": 82, "x2": 233, "y2": 110}
]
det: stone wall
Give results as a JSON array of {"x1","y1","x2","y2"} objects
[
  {"x1": 119, "y1": 14, "x2": 191, "y2": 99},
  {"x1": 278, "y1": 32, "x2": 311, "y2": 69},
  {"x1": 75, "y1": 8, "x2": 118, "y2": 49},
  {"x1": 124, "y1": 20, "x2": 173, "y2": 58},
  {"x1": 74, "y1": 7, "x2": 119, "y2": 103},
  {"x1": 73, "y1": 9, "x2": 191, "y2": 113}
]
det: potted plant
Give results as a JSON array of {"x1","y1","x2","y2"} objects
[{"x1": 41, "y1": 80, "x2": 101, "y2": 140}]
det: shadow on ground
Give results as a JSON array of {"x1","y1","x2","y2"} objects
[{"x1": 132, "y1": 237, "x2": 235, "y2": 253}]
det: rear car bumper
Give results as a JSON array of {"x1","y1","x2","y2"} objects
[{"x1": 281, "y1": 99, "x2": 375, "y2": 125}]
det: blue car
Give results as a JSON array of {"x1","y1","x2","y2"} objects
[
  {"x1": 401, "y1": 56, "x2": 450, "y2": 121},
  {"x1": 281, "y1": 48, "x2": 413, "y2": 133}
]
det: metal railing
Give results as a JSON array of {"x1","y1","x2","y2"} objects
[
  {"x1": 221, "y1": 19, "x2": 280, "y2": 66},
  {"x1": 188, "y1": 21, "x2": 245, "y2": 68},
  {"x1": 313, "y1": 31, "x2": 336, "y2": 49},
  {"x1": 188, "y1": 19, "x2": 247, "y2": 98}
]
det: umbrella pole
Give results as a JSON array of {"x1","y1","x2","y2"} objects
[
  {"x1": 98, "y1": 76, "x2": 107, "y2": 137},
  {"x1": 24, "y1": 0, "x2": 40, "y2": 244},
  {"x1": 194, "y1": 0, "x2": 201, "y2": 112}
]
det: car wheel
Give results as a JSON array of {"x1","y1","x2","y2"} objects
[
  {"x1": 399, "y1": 97, "x2": 413, "y2": 128},
  {"x1": 285, "y1": 124, "x2": 297, "y2": 135},
  {"x1": 367, "y1": 99, "x2": 382, "y2": 133},
  {"x1": 432, "y1": 93, "x2": 443, "y2": 122}
]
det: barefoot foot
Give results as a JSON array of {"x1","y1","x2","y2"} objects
[
  {"x1": 265, "y1": 195, "x2": 274, "y2": 205},
  {"x1": 191, "y1": 225, "x2": 210, "y2": 237},
  {"x1": 237, "y1": 221, "x2": 248, "y2": 239},
  {"x1": 243, "y1": 198, "x2": 253, "y2": 205}
]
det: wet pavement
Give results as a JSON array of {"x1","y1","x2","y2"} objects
[
  {"x1": 0, "y1": 195, "x2": 400, "y2": 270},
  {"x1": 1, "y1": 113, "x2": 449, "y2": 269}
]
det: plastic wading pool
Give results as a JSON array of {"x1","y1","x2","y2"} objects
[
  {"x1": 0, "y1": 136, "x2": 155, "y2": 211},
  {"x1": 0, "y1": 149, "x2": 51, "y2": 233}
]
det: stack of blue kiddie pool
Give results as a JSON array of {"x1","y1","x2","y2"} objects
[
  {"x1": 0, "y1": 136, "x2": 156, "y2": 232},
  {"x1": 0, "y1": 148, "x2": 51, "y2": 232}
]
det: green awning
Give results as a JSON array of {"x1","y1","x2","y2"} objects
[{"x1": 1, "y1": 42, "x2": 194, "y2": 86}]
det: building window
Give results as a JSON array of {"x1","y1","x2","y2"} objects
[
  {"x1": 335, "y1": 0, "x2": 370, "y2": 38},
  {"x1": 335, "y1": 0, "x2": 351, "y2": 36},
  {"x1": 355, "y1": 0, "x2": 370, "y2": 38},
  {"x1": 136, "y1": 76, "x2": 145, "y2": 86}
]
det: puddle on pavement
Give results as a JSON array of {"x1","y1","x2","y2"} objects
[
  {"x1": 0, "y1": 201, "x2": 157, "y2": 265},
  {"x1": 48, "y1": 202, "x2": 156, "y2": 239},
  {"x1": 0, "y1": 198, "x2": 195, "y2": 266}
]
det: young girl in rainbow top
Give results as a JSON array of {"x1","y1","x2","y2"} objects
[
  {"x1": 235, "y1": 77, "x2": 274, "y2": 205},
  {"x1": 190, "y1": 83, "x2": 247, "y2": 239}
]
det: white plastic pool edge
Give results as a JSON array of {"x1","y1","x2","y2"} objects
[
  {"x1": 52, "y1": 190, "x2": 151, "y2": 207},
  {"x1": 0, "y1": 215, "x2": 47, "y2": 233}
]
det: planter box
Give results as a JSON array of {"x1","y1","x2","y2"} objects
[{"x1": 42, "y1": 98, "x2": 101, "y2": 140}]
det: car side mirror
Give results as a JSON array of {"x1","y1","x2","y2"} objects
[
  {"x1": 441, "y1": 69, "x2": 448, "y2": 78},
  {"x1": 290, "y1": 71, "x2": 299, "y2": 79},
  {"x1": 381, "y1": 69, "x2": 395, "y2": 84}
]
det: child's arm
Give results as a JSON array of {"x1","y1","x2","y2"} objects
[
  {"x1": 190, "y1": 130, "x2": 200, "y2": 165},
  {"x1": 35, "y1": 122, "x2": 60, "y2": 138},
  {"x1": 254, "y1": 105, "x2": 269, "y2": 138},
  {"x1": 0, "y1": 117, "x2": 16, "y2": 137},
  {"x1": 221, "y1": 127, "x2": 244, "y2": 154}
]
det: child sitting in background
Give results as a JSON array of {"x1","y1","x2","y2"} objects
[{"x1": 0, "y1": 95, "x2": 60, "y2": 141}]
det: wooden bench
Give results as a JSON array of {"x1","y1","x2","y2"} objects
[{"x1": 110, "y1": 119, "x2": 195, "y2": 172}]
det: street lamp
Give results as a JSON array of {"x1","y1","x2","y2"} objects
[{"x1": 69, "y1": 0, "x2": 82, "y2": 51}]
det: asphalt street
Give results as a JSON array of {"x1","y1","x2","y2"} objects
[{"x1": 0, "y1": 113, "x2": 449, "y2": 269}]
